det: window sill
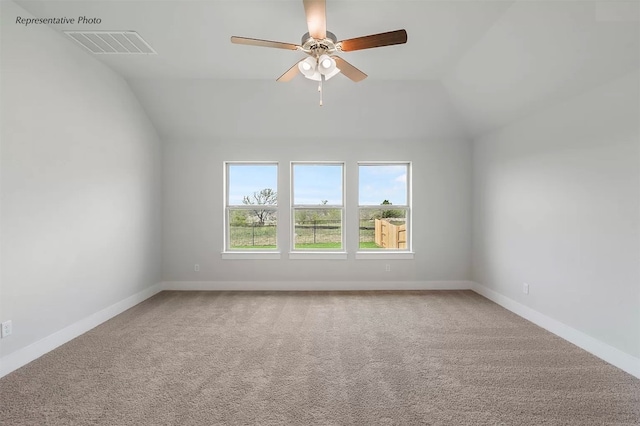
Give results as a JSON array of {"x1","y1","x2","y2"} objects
[
  {"x1": 288, "y1": 252, "x2": 348, "y2": 260},
  {"x1": 355, "y1": 251, "x2": 415, "y2": 260},
  {"x1": 221, "y1": 252, "x2": 281, "y2": 260}
]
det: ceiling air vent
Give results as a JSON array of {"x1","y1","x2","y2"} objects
[{"x1": 64, "y1": 31, "x2": 156, "y2": 54}]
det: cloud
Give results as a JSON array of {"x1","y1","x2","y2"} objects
[
  {"x1": 362, "y1": 165, "x2": 407, "y2": 175},
  {"x1": 395, "y1": 173, "x2": 407, "y2": 183}
]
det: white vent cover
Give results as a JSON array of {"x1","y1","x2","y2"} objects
[{"x1": 64, "y1": 31, "x2": 156, "y2": 54}]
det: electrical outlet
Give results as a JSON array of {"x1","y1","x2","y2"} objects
[
  {"x1": 1, "y1": 320, "x2": 12, "y2": 338},
  {"x1": 523, "y1": 283, "x2": 529, "y2": 294},
  {"x1": 194, "y1": 264, "x2": 200, "y2": 272},
  {"x1": 385, "y1": 264, "x2": 391, "y2": 272}
]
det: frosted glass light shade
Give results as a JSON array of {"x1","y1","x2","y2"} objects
[
  {"x1": 298, "y1": 57, "x2": 317, "y2": 78},
  {"x1": 317, "y1": 54, "x2": 336, "y2": 75}
]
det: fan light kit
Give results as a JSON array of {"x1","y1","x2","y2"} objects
[{"x1": 231, "y1": 0, "x2": 407, "y2": 106}]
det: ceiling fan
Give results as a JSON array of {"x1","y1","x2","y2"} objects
[{"x1": 230, "y1": 0, "x2": 407, "y2": 105}]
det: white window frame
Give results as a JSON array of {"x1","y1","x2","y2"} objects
[
  {"x1": 222, "y1": 161, "x2": 280, "y2": 260},
  {"x1": 356, "y1": 161, "x2": 414, "y2": 260},
  {"x1": 289, "y1": 161, "x2": 347, "y2": 260}
]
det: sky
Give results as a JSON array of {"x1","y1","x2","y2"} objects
[
  {"x1": 358, "y1": 164, "x2": 408, "y2": 206},
  {"x1": 227, "y1": 164, "x2": 408, "y2": 206},
  {"x1": 293, "y1": 164, "x2": 343, "y2": 205},
  {"x1": 228, "y1": 164, "x2": 278, "y2": 205}
]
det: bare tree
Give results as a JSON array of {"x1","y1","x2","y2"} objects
[{"x1": 243, "y1": 188, "x2": 277, "y2": 225}]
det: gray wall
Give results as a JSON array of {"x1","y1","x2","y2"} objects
[
  {"x1": 472, "y1": 71, "x2": 640, "y2": 358},
  {"x1": 162, "y1": 136, "x2": 472, "y2": 284},
  {"x1": 0, "y1": 1, "x2": 163, "y2": 359}
]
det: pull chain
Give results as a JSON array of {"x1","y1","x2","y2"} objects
[{"x1": 319, "y1": 74, "x2": 324, "y2": 106}]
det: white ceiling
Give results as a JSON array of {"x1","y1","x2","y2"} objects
[
  {"x1": 444, "y1": 0, "x2": 640, "y2": 135},
  {"x1": 14, "y1": 0, "x2": 515, "y2": 80},
  {"x1": 128, "y1": 79, "x2": 470, "y2": 141},
  {"x1": 14, "y1": 0, "x2": 640, "y2": 138}
]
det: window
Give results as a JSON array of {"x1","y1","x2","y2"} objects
[
  {"x1": 224, "y1": 162, "x2": 278, "y2": 251},
  {"x1": 223, "y1": 161, "x2": 412, "y2": 259},
  {"x1": 291, "y1": 163, "x2": 344, "y2": 251},
  {"x1": 358, "y1": 163, "x2": 411, "y2": 251}
]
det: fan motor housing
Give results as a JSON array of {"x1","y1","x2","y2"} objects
[{"x1": 301, "y1": 31, "x2": 338, "y2": 55}]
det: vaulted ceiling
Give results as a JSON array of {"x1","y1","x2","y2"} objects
[{"x1": 15, "y1": 0, "x2": 640, "y2": 139}]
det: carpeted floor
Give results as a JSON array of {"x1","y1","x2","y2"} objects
[{"x1": 1, "y1": 290, "x2": 639, "y2": 425}]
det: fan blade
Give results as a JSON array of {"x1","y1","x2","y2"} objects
[
  {"x1": 276, "y1": 61, "x2": 301, "y2": 82},
  {"x1": 334, "y1": 56, "x2": 367, "y2": 82},
  {"x1": 338, "y1": 29, "x2": 407, "y2": 52},
  {"x1": 303, "y1": 0, "x2": 326, "y2": 39},
  {"x1": 230, "y1": 36, "x2": 299, "y2": 50}
]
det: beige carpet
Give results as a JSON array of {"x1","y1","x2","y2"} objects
[{"x1": 1, "y1": 290, "x2": 638, "y2": 425}]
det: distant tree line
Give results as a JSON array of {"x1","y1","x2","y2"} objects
[{"x1": 230, "y1": 189, "x2": 404, "y2": 227}]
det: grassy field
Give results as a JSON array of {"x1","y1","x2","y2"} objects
[
  {"x1": 230, "y1": 225, "x2": 277, "y2": 248},
  {"x1": 229, "y1": 224, "x2": 382, "y2": 249},
  {"x1": 358, "y1": 242, "x2": 379, "y2": 249},
  {"x1": 231, "y1": 245, "x2": 278, "y2": 249},
  {"x1": 232, "y1": 242, "x2": 386, "y2": 249},
  {"x1": 294, "y1": 242, "x2": 342, "y2": 249}
]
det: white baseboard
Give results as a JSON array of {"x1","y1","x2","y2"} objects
[
  {"x1": 161, "y1": 280, "x2": 474, "y2": 291},
  {"x1": 0, "y1": 283, "x2": 164, "y2": 379},
  {"x1": 471, "y1": 281, "x2": 640, "y2": 379}
]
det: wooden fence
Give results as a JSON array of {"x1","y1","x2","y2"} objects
[{"x1": 374, "y1": 219, "x2": 406, "y2": 249}]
